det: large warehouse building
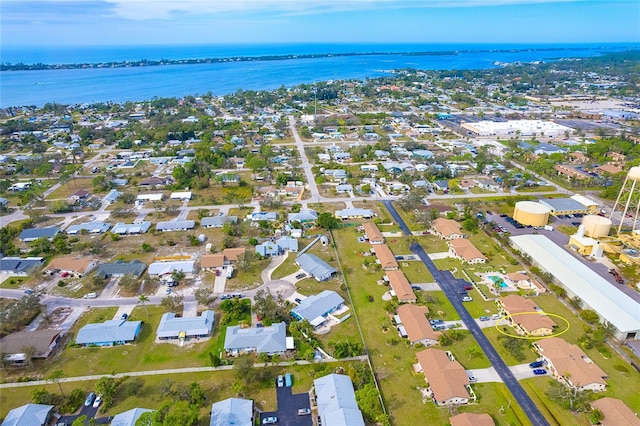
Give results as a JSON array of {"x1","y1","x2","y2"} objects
[
  {"x1": 539, "y1": 198, "x2": 589, "y2": 216},
  {"x1": 510, "y1": 234, "x2": 640, "y2": 341},
  {"x1": 461, "y1": 120, "x2": 574, "y2": 138}
]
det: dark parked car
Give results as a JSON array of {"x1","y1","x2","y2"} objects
[
  {"x1": 529, "y1": 361, "x2": 544, "y2": 368},
  {"x1": 120, "y1": 313, "x2": 128, "y2": 320},
  {"x1": 533, "y1": 369, "x2": 547, "y2": 375},
  {"x1": 463, "y1": 285, "x2": 473, "y2": 291}
]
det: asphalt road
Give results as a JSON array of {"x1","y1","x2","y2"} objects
[{"x1": 384, "y1": 201, "x2": 549, "y2": 426}]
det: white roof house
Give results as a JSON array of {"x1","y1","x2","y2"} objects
[
  {"x1": 510, "y1": 235, "x2": 640, "y2": 340},
  {"x1": 314, "y1": 374, "x2": 365, "y2": 426},
  {"x1": 111, "y1": 408, "x2": 154, "y2": 426},
  {"x1": 209, "y1": 398, "x2": 253, "y2": 426},
  {"x1": 170, "y1": 191, "x2": 192, "y2": 200},
  {"x1": 136, "y1": 193, "x2": 164, "y2": 202},
  {"x1": 111, "y1": 221, "x2": 152, "y2": 235},
  {"x1": 156, "y1": 220, "x2": 195, "y2": 232},
  {"x1": 66, "y1": 221, "x2": 111, "y2": 234},
  {"x1": 148, "y1": 260, "x2": 195, "y2": 276}
]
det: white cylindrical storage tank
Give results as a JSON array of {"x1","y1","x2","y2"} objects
[
  {"x1": 513, "y1": 201, "x2": 551, "y2": 226},
  {"x1": 628, "y1": 166, "x2": 640, "y2": 180},
  {"x1": 581, "y1": 215, "x2": 612, "y2": 238}
]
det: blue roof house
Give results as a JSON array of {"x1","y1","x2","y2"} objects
[
  {"x1": 295, "y1": 254, "x2": 337, "y2": 282},
  {"x1": 209, "y1": 398, "x2": 253, "y2": 426},
  {"x1": 75, "y1": 319, "x2": 142, "y2": 347},
  {"x1": 275, "y1": 236, "x2": 298, "y2": 253},
  {"x1": 157, "y1": 310, "x2": 214, "y2": 341},
  {"x1": 291, "y1": 290, "x2": 345, "y2": 328},
  {"x1": 255, "y1": 241, "x2": 280, "y2": 257},
  {"x1": 2, "y1": 403, "x2": 54, "y2": 426},
  {"x1": 314, "y1": 374, "x2": 365, "y2": 426},
  {"x1": 224, "y1": 322, "x2": 287, "y2": 356},
  {"x1": 18, "y1": 227, "x2": 61, "y2": 242},
  {"x1": 111, "y1": 408, "x2": 154, "y2": 426}
]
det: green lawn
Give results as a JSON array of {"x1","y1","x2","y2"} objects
[
  {"x1": 400, "y1": 262, "x2": 434, "y2": 283},
  {"x1": 271, "y1": 254, "x2": 300, "y2": 280},
  {"x1": 0, "y1": 276, "x2": 27, "y2": 289}
]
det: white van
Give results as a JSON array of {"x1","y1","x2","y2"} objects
[{"x1": 83, "y1": 292, "x2": 98, "y2": 299}]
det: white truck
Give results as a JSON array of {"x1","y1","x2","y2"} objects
[{"x1": 544, "y1": 225, "x2": 554, "y2": 231}]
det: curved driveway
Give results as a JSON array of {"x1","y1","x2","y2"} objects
[{"x1": 384, "y1": 201, "x2": 549, "y2": 426}]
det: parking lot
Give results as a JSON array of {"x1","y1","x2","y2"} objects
[{"x1": 260, "y1": 381, "x2": 312, "y2": 426}]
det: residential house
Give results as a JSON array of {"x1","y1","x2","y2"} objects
[
  {"x1": 1, "y1": 404, "x2": 54, "y2": 426},
  {"x1": 288, "y1": 209, "x2": 318, "y2": 224},
  {"x1": 291, "y1": 290, "x2": 345, "y2": 328},
  {"x1": 534, "y1": 143, "x2": 567, "y2": 156},
  {"x1": 76, "y1": 319, "x2": 142, "y2": 346},
  {"x1": 504, "y1": 272, "x2": 546, "y2": 294},
  {"x1": 45, "y1": 256, "x2": 98, "y2": 277},
  {"x1": 201, "y1": 216, "x2": 238, "y2": 228},
  {"x1": 66, "y1": 221, "x2": 111, "y2": 234},
  {"x1": 448, "y1": 239, "x2": 487, "y2": 264},
  {"x1": 148, "y1": 260, "x2": 196, "y2": 278},
  {"x1": 336, "y1": 184, "x2": 353, "y2": 193},
  {"x1": 432, "y1": 180, "x2": 450, "y2": 191},
  {"x1": 496, "y1": 295, "x2": 555, "y2": 336},
  {"x1": 295, "y1": 253, "x2": 337, "y2": 282},
  {"x1": 590, "y1": 397, "x2": 640, "y2": 426},
  {"x1": 111, "y1": 408, "x2": 155, "y2": 426},
  {"x1": 156, "y1": 220, "x2": 195, "y2": 232},
  {"x1": 568, "y1": 151, "x2": 590, "y2": 164},
  {"x1": 111, "y1": 221, "x2": 152, "y2": 235},
  {"x1": 0, "y1": 330, "x2": 62, "y2": 366},
  {"x1": 18, "y1": 227, "x2": 61, "y2": 242},
  {"x1": 136, "y1": 193, "x2": 165, "y2": 202},
  {"x1": 0, "y1": 257, "x2": 45, "y2": 276},
  {"x1": 554, "y1": 164, "x2": 591, "y2": 181},
  {"x1": 396, "y1": 304, "x2": 440, "y2": 346},
  {"x1": 157, "y1": 310, "x2": 214, "y2": 342},
  {"x1": 250, "y1": 211, "x2": 278, "y2": 222},
  {"x1": 534, "y1": 337, "x2": 608, "y2": 392},
  {"x1": 372, "y1": 244, "x2": 399, "y2": 270},
  {"x1": 431, "y1": 218, "x2": 463, "y2": 240},
  {"x1": 323, "y1": 169, "x2": 348, "y2": 181},
  {"x1": 415, "y1": 349, "x2": 471, "y2": 406},
  {"x1": 313, "y1": 374, "x2": 365, "y2": 426},
  {"x1": 139, "y1": 176, "x2": 170, "y2": 187},
  {"x1": 228, "y1": 157, "x2": 246, "y2": 169},
  {"x1": 224, "y1": 322, "x2": 287, "y2": 356},
  {"x1": 170, "y1": 191, "x2": 192, "y2": 200},
  {"x1": 449, "y1": 413, "x2": 495, "y2": 426},
  {"x1": 96, "y1": 260, "x2": 147, "y2": 279},
  {"x1": 475, "y1": 178, "x2": 501, "y2": 191},
  {"x1": 200, "y1": 254, "x2": 226, "y2": 271},
  {"x1": 222, "y1": 248, "x2": 246, "y2": 263},
  {"x1": 385, "y1": 270, "x2": 417, "y2": 303},
  {"x1": 362, "y1": 222, "x2": 384, "y2": 244},
  {"x1": 255, "y1": 241, "x2": 280, "y2": 257},
  {"x1": 335, "y1": 208, "x2": 374, "y2": 220},
  {"x1": 595, "y1": 164, "x2": 623, "y2": 175},
  {"x1": 209, "y1": 398, "x2": 253, "y2": 426},
  {"x1": 68, "y1": 189, "x2": 91, "y2": 202}
]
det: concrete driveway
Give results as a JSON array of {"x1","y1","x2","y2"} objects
[
  {"x1": 466, "y1": 367, "x2": 503, "y2": 383},
  {"x1": 509, "y1": 363, "x2": 548, "y2": 380}
]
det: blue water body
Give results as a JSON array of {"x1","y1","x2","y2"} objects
[{"x1": 1, "y1": 43, "x2": 635, "y2": 107}]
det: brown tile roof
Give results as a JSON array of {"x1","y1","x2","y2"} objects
[
  {"x1": 432, "y1": 218, "x2": 462, "y2": 238},
  {"x1": 416, "y1": 349, "x2": 470, "y2": 403},
  {"x1": 499, "y1": 295, "x2": 554, "y2": 333},
  {"x1": 449, "y1": 239, "x2": 487, "y2": 262},
  {"x1": 506, "y1": 272, "x2": 528, "y2": 282},
  {"x1": 554, "y1": 164, "x2": 590, "y2": 180},
  {"x1": 590, "y1": 397, "x2": 640, "y2": 426},
  {"x1": 386, "y1": 270, "x2": 417, "y2": 302},
  {"x1": 363, "y1": 222, "x2": 384, "y2": 244},
  {"x1": 223, "y1": 248, "x2": 246, "y2": 262},
  {"x1": 596, "y1": 164, "x2": 623, "y2": 175},
  {"x1": 200, "y1": 254, "x2": 225, "y2": 268},
  {"x1": 397, "y1": 304, "x2": 439, "y2": 344},
  {"x1": 537, "y1": 338, "x2": 607, "y2": 388},
  {"x1": 47, "y1": 256, "x2": 94, "y2": 273},
  {"x1": 372, "y1": 244, "x2": 398, "y2": 269},
  {"x1": 0, "y1": 330, "x2": 62, "y2": 357},
  {"x1": 449, "y1": 413, "x2": 495, "y2": 426}
]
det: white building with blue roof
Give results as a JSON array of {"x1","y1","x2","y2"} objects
[
  {"x1": 157, "y1": 310, "x2": 214, "y2": 342},
  {"x1": 111, "y1": 221, "x2": 152, "y2": 235},
  {"x1": 18, "y1": 227, "x2": 61, "y2": 242},
  {"x1": 209, "y1": 398, "x2": 253, "y2": 426},
  {"x1": 291, "y1": 290, "x2": 345, "y2": 328},
  {"x1": 75, "y1": 319, "x2": 142, "y2": 347},
  {"x1": 313, "y1": 374, "x2": 364, "y2": 426}
]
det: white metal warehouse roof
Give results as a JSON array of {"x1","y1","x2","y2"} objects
[{"x1": 510, "y1": 234, "x2": 640, "y2": 335}]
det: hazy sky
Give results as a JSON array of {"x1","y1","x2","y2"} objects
[{"x1": 2, "y1": 0, "x2": 639, "y2": 46}]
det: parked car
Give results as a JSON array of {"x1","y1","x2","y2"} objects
[
  {"x1": 84, "y1": 392, "x2": 96, "y2": 406},
  {"x1": 529, "y1": 361, "x2": 545, "y2": 368},
  {"x1": 294, "y1": 298, "x2": 302, "y2": 304},
  {"x1": 83, "y1": 292, "x2": 97, "y2": 299},
  {"x1": 533, "y1": 369, "x2": 547, "y2": 375},
  {"x1": 24, "y1": 289, "x2": 34, "y2": 295},
  {"x1": 262, "y1": 417, "x2": 278, "y2": 425},
  {"x1": 165, "y1": 287, "x2": 171, "y2": 295},
  {"x1": 432, "y1": 324, "x2": 446, "y2": 331},
  {"x1": 461, "y1": 296, "x2": 473, "y2": 302},
  {"x1": 479, "y1": 316, "x2": 490, "y2": 321},
  {"x1": 277, "y1": 375, "x2": 284, "y2": 388},
  {"x1": 429, "y1": 319, "x2": 444, "y2": 325},
  {"x1": 285, "y1": 373, "x2": 292, "y2": 387},
  {"x1": 93, "y1": 394, "x2": 103, "y2": 408},
  {"x1": 490, "y1": 314, "x2": 501, "y2": 320},
  {"x1": 120, "y1": 313, "x2": 128, "y2": 320},
  {"x1": 468, "y1": 376, "x2": 478, "y2": 383},
  {"x1": 220, "y1": 294, "x2": 231, "y2": 300},
  {"x1": 463, "y1": 285, "x2": 473, "y2": 291},
  {"x1": 295, "y1": 273, "x2": 306, "y2": 279},
  {"x1": 297, "y1": 408, "x2": 311, "y2": 416},
  {"x1": 458, "y1": 290, "x2": 468, "y2": 295}
]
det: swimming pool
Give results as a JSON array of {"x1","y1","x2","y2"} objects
[{"x1": 488, "y1": 275, "x2": 507, "y2": 288}]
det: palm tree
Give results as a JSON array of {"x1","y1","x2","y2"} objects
[
  {"x1": 138, "y1": 294, "x2": 150, "y2": 317},
  {"x1": 48, "y1": 369, "x2": 65, "y2": 397}
]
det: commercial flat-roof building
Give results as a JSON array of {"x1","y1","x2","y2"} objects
[
  {"x1": 313, "y1": 374, "x2": 365, "y2": 426},
  {"x1": 510, "y1": 234, "x2": 640, "y2": 340},
  {"x1": 539, "y1": 198, "x2": 589, "y2": 216},
  {"x1": 461, "y1": 119, "x2": 573, "y2": 138}
]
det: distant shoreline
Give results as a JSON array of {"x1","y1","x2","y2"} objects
[{"x1": 0, "y1": 47, "x2": 596, "y2": 71}]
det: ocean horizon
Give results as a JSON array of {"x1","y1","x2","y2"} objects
[{"x1": 1, "y1": 42, "x2": 636, "y2": 108}]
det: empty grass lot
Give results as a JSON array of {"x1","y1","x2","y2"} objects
[{"x1": 331, "y1": 227, "x2": 525, "y2": 425}]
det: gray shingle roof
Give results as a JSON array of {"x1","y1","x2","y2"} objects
[
  {"x1": 96, "y1": 260, "x2": 147, "y2": 279},
  {"x1": 66, "y1": 222, "x2": 111, "y2": 234},
  {"x1": 156, "y1": 220, "x2": 195, "y2": 231},
  {"x1": 201, "y1": 216, "x2": 238, "y2": 227},
  {"x1": 314, "y1": 374, "x2": 364, "y2": 426},
  {"x1": 18, "y1": 227, "x2": 61, "y2": 241},
  {"x1": 209, "y1": 398, "x2": 253, "y2": 426},
  {"x1": 295, "y1": 253, "x2": 336, "y2": 281},
  {"x1": 291, "y1": 290, "x2": 344, "y2": 326},
  {"x1": 224, "y1": 322, "x2": 286, "y2": 354},
  {"x1": 2, "y1": 403, "x2": 54, "y2": 426},
  {"x1": 0, "y1": 257, "x2": 44, "y2": 274},
  {"x1": 157, "y1": 310, "x2": 214, "y2": 338},
  {"x1": 111, "y1": 222, "x2": 151, "y2": 234}
]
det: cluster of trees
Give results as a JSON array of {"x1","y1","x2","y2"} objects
[
  {"x1": 219, "y1": 298, "x2": 251, "y2": 326},
  {"x1": 0, "y1": 293, "x2": 42, "y2": 338},
  {"x1": 252, "y1": 290, "x2": 290, "y2": 325}
]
